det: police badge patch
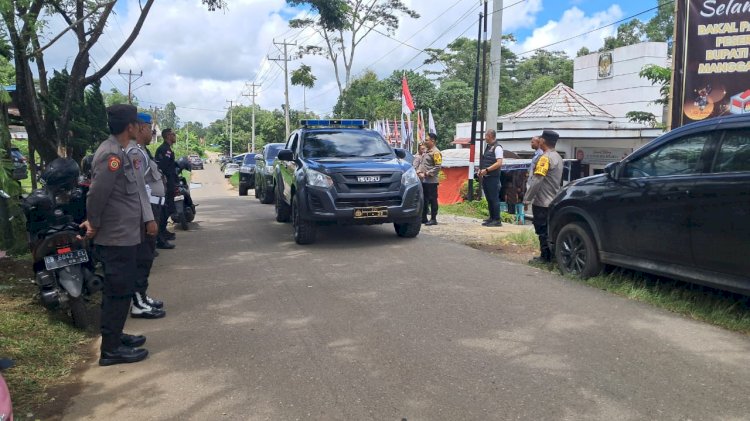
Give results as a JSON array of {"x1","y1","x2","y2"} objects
[{"x1": 108, "y1": 156, "x2": 121, "y2": 172}]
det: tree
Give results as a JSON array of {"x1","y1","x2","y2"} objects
[
  {"x1": 291, "y1": 64, "x2": 316, "y2": 113},
  {"x1": 644, "y1": 0, "x2": 675, "y2": 46},
  {"x1": 626, "y1": 64, "x2": 671, "y2": 127},
  {"x1": 334, "y1": 70, "x2": 395, "y2": 121},
  {"x1": 577, "y1": 46, "x2": 591, "y2": 57},
  {"x1": 601, "y1": 19, "x2": 645, "y2": 51},
  {"x1": 432, "y1": 80, "x2": 473, "y2": 150},
  {"x1": 103, "y1": 88, "x2": 134, "y2": 107},
  {"x1": 290, "y1": 0, "x2": 419, "y2": 95},
  {"x1": 159, "y1": 102, "x2": 179, "y2": 130}
]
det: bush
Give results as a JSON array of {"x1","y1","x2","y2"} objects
[{"x1": 459, "y1": 179, "x2": 481, "y2": 200}]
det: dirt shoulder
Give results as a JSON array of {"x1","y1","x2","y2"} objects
[{"x1": 422, "y1": 214, "x2": 539, "y2": 263}]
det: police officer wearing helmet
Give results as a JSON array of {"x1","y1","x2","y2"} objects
[
  {"x1": 79, "y1": 104, "x2": 155, "y2": 366},
  {"x1": 155, "y1": 128, "x2": 178, "y2": 246},
  {"x1": 524, "y1": 130, "x2": 563, "y2": 264},
  {"x1": 126, "y1": 112, "x2": 167, "y2": 319}
]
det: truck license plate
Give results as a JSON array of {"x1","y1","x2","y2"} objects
[
  {"x1": 353, "y1": 207, "x2": 388, "y2": 219},
  {"x1": 44, "y1": 250, "x2": 88, "y2": 271}
]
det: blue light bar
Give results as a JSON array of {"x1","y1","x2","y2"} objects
[{"x1": 300, "y1": 119, "x2": 369, "y2": 128}]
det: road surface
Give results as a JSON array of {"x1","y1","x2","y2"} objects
[{"x1": 63, "y1": 163, "x2": 750, "y2": 420}]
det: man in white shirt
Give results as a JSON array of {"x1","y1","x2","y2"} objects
[{"x1": 478, "y1": 129, "x2": 504, "y2": 227}]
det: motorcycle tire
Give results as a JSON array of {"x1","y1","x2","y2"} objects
[
  {"x1": 69, "y1": 296, "x2": 89, "y2": 329},
  {"x1": 179, "y1": 212, "x2": 189, "y2": 231},
  {"x1": 185, "y1": 207, "x2": 196, "y2": 223}
]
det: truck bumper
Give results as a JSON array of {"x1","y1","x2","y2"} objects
[{"x1": 298, "y1": 183, "x2": 423, "y2": 224}]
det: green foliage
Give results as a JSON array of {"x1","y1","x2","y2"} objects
[
  {"x1": 576, "y1": 46, "x2": 591, "y2": 57},
  {"x1": 601, "y1": 19, "x2": 645, "y2": 51},
  {"x1": 286, "y1": 0, "x2": 348, "y2": 30},
  {"x1": 639, "y1": 64, "x2": 671, "y2": 106},
  {"x1": 626, "y1": 111, "x2": 658, "y2": 127},
  {"x1": 102, "y1": 88, "x2": 133, "y2": 107},
  {"x1": 159, "y1": 102, "x2": 180, "y2": 130},
  {"x1": 291, "y1": 64, "x2": 316, "y2": 89},
  {"x1": 644, "y1": 0, "x2": 675, "y2": 48}
]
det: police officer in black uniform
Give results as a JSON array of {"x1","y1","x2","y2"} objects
[
  {"x1": 478, "y1": 128, "x2": 504, "y2": 227},
  {"x1": 79, "y1": 104, "x2": 154, "y2": 366},
  {"x1": 154, "y1": 128, "x2": 177, "y2": 248}
]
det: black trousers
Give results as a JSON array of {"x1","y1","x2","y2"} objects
[
  {"x1": 532, "y1": 205, "x2": 551, "y2": 261},
  {"x1": 422, "y1": 182, "x2": 439, "y2": 221},
  {"x1": 157, "y1": 203, "x2": 169, "y2": 238},
  {"x1": 482, "y1": 176, "x2": 501, "y2": 221},
  {"x1": 96, "y1": 245, "x2": 138, "y2": 352},
  {"x1": 135, "y1": 231, "x2": 157, "y2": 295}
]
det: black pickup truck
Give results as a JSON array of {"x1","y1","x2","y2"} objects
[{"x1": 273, "y1": 119, "x2": 423, "y2": 244}]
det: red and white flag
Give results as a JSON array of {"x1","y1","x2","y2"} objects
[{"x1": 402, "y1": 76, "x2": 414, "y2": 116}]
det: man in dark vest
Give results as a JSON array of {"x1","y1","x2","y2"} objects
[
  {"x1": 478, "y1": 128, "x2": 504, "y2": 227},
  {"x1": 154, "y1": 128, "x2": 177, "y2": 248}
]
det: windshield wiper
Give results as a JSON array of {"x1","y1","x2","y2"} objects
[{"x1": 367, "y1": 152, "x2": 393, "y2": 157}]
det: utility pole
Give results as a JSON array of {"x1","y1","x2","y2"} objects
[
  {"x1": 243, "y1": 83, "x2": 260, "y2": 152},
  {"x1": 269, "y1": 39, "x2": 296, "y2": 138},
  {"x1": 118, "y1": 69, "x2": 143, "y2": 104},
  {"x1": 486, "y1": 0, "x2": 503, "y2": 133},
  {"x1": 468, "y1": 13, "x2": 483, "y2": 201},
  {"x1": 226, "y1": 100, "x2": 234, "y2": 157}
]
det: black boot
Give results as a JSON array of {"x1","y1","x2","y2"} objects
[
  {"x1": 120, "y1": 333, "x2": 146, "y2": 348},
  {"x1": 156, "y1": 240, "x2": 175, "y2": 249},
  {"x1": 99, "y1": 345, "x2": 148, "y2": 366},
  {"x1": 145, "y1": 294, "x2": 164, "y2": 309}
]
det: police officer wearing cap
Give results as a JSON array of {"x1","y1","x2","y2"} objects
[
  {"x1": 79, "y1": 104, "x2": 155, "y2": 366},
  {"x1": 126, "y1": 112, "x2": 167, "y2": 319},
  {"x1": 478, "y1": 128, "x2": 504, "y2": 227},
  {"x1": 524, "y1": 130, "x2": 563, "y2": 264},
  {"x1": 155, "y1": 128, "x2": 178, "y2": 247},
  {"x1": 418, "y1": 133, "x2": 442, "y2": 225}
]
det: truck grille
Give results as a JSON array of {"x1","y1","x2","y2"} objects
[
  {"x1": 334, "y1": 172, "x2": 401, "y2": 194},
  {"x1": 335, "y1": 196, "x2": 402, "y2": 208}
]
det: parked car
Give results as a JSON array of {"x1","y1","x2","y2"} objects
[
  {"x1": 10, "y1": 147, "x2": 28, "y2": 180},
  {"x1": 188, "y1": 155, "x2": 203, "y2": 170},
  {"x1": 548, "y1": 113, "x2": 750, "y2": 295},
  {"x1": 224, "y1": 163, "x2": 240, "y2": 178},
  {"x1": 238, "y1": 153, "x2": 258, "y2": 196},
  {"x1": 255, "y1": 143, "x2": 284, "y2": 204},
  {"x1": 274, "y1": 119, "x2": 423, "y2": 245}
]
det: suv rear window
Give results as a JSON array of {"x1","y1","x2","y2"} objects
[
  {"x1": 302, "y1": 130, "x2": 393, "y2": 159},
  {"x1": 242, "y1": 154, "x2": 257, "y2": 165},
  {"x1": 265, "y1": 144, "x2": 284, "y2": 160}
]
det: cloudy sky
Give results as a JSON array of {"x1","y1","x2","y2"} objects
[{"x1": 41, "y1": 0, "x2": 659, "y2": 126}]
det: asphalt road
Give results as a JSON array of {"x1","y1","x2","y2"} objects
[{"x1": 63, "y1": 163, "x2": 750, "y2": 420}]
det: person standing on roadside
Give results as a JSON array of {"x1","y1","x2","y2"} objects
[
  {"x1": 127, "y1": 112, "x2": 167, "y2": 319},
  {"x1": 79, "y1": 104, "x2": 154, "y2": 366},
  {"x1": 418, "y1": 133, "x2": 442, "y2": 225},
  {"x1": 524, "y1": 130, "x2": 563, "y2": 264},
  {"x1": 155, "y1": 128, "x2": 177, "y2": 248},
  {"x1": 412, "y1": 143, "x2": 426, "y2": 171},
  {"x1": 526, "y1": 136, "x2": 544, "y2": 191},
  {"x1": 478, "y1": 128, "x2": 504, "y2": 227}
]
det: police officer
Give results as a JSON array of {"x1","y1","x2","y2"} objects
[
  {"x1": 478, "y1": 128, "x2": 504, "y2": 227},
  {"x1": 127, "y1": 112, "x2": 166, "y2": 319},
  {"x1": 154, "y1": 128, "x2": 177, "y2": 248},
  {"x1": 418, "y1": 133, "x2": 442, "y2": 225},
  {"x1": 79, "y1": 104, "x2": 155, "y2": 366},
  {"x1": 524, "y1": 130, "x2": 563, "y2": 264}
]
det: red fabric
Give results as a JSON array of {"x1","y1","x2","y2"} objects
[
  {"x1": 741, "y1": 90, "x2": 750, "y2": 99},
  {"x1": 438, "y1": 167, "x2": 469, "y2": 205},
  {"x1": 402, "y1": 76, "x2": 415, "y2": 113}
]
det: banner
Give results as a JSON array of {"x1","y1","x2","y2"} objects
[{"x1": 672, "y1": 0, "x2": 750, "y2": 127}]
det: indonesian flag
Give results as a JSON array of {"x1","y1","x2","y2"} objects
[{"x1": 402, "y1": 76, "x2": 414, "y2": 115}]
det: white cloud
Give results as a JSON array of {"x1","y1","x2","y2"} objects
[
  {"x1": 512, "y1": 5, "x2": 624, "y2": 57},
  {"x1": 35, "y1": 0, "x2": 548, "y2": 126}
]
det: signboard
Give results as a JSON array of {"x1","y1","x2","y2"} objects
[
  {"x1": 574, "y1": 147, "x2": 632, "y2": 166},
  {"x1": 598, "y1": 52, "x2": 614, "y2": 78},
  {"x1": 672, "y1": 0, "x2": 750, "y2": 127}
]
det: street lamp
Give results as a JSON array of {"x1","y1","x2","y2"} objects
[{"x1": 129, "y1": 82, "x2": 151, "y2": 104}]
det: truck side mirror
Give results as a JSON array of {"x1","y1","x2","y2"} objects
[
  {"x1": 393, "y1": 148, "x2": 406, "y2": 159},
  {"x1": 277, "y1": 149, "x2": 294, "y2": 161}
]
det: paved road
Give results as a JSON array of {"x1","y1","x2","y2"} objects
[{"x1": 63, "y1": 163, "x2": 750, "y2": 420}]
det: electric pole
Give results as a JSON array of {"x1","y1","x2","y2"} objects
[
  {"x1": 269, "y1": 39, "x2": 296, "y2": 138},
  {"x1": 118, "y1": 69, "x2": 143, "y2": 104},
  {"x1": 226, "y1": 100, "x2": 234, "y2": 157},
  {"x1": 486, "y1": 0, "x2": 503, "y2": 133},
  {"x1": 243, "y1": 83, "x2": 260, "y2": 152}
]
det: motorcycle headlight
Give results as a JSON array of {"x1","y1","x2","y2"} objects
[
  {"x1": 401, "y1": 167, "x2": 419, "y2": 186},
  {"x1": 305, "y1": 168, "x2": 333, "y2": 188}
]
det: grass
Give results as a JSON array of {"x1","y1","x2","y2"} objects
[
  {"x1": 229, "y1": 171, "x2": 239, "y2": 188},
  {"x1": 441, "y1": 200, "x2": 489, "y2": 219},
  {"x1": 530, "y1": 261, "x2": 750, "y2": 334},
  {"x1": 499, "y1": 230, "x2": 539, "y2": 248},
  {"x1": 0, "y1": 257, "x2": 91, "y2": 417}
]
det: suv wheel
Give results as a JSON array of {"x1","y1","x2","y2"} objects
[
  {"x1": 260, "y1": 184, "x2": 274, "y2": 204},
  {"x1": 555, "y1": 222, "x2": 602, "y2": 278},
  {"x1": 254, "y1": 180, "x2": 261, "y2": 198},
  {"x1": 292, "y1": 196, "x2": 316, "y2": 245},
  {"x1": 275, "y1": 185, "x2": 291, "y2": 222},
  {"x1": 239, "y1": 185, "x2": 248, "y2": 196},
  {"x1": 394, "y1": 218, "x2": 421, "y2": 238}
]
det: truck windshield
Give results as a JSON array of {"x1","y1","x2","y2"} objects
[{"x1": 302, "y1": 130, "x2": 393, "y2": 159}]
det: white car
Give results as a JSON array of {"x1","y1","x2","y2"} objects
[{"x1": 224, "y1": 163, "x2": 240, "y2": 178}]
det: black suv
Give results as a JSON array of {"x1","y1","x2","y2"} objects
[
  {"x1": 549, "y1": 113, "x2": 750, "y2": 295},
  {"x1": 238, "y1": 153, "x2": 257, "y2": 196},
  {"x1": 255, "y1": 143, "x2": 284, "y2": 204},
  {"x1": 273, "y1": 119, "x2": 423, "y2": 244}
]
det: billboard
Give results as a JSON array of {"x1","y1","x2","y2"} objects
[{"x1": 672, "y1": 0, "x2": 750, "y2": 128}]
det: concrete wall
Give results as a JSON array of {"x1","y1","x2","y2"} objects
[{"x1": 574, "y1": 42, "x2": 670, "y2": 123}]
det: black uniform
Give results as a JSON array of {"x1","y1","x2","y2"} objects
[
  {"x1": 481, "y1": 142, "x2": 503, "y2": 223},
  {"x1": 154, "y1": 141, "x2": 177, "y2": 237}
]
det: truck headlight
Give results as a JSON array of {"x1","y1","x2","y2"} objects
[
  {"x1": 401, "y1": 168, "x2": 419, "y2": 186},
  {"x1": 305, "y1": 168, "x2": 333, "y2": 188}
]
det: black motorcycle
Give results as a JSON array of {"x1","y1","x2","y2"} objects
[
  {"x1": 22, "y1": 158, "x2": 102, "y2": 329},
  {"x1": 171, "y1": 157, "x2": 196, "y2": 231}
]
